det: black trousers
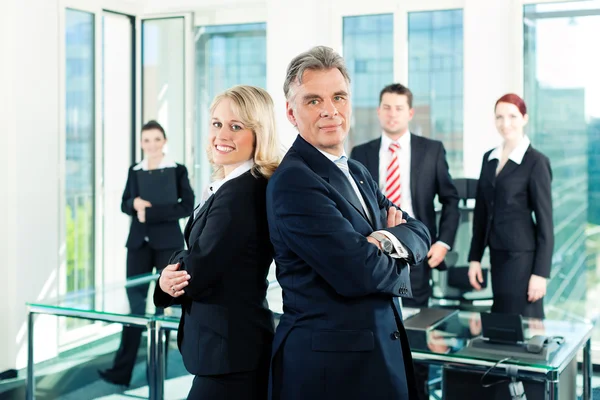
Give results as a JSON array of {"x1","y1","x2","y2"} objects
[
  {"x1": 106, "y1": 243, "x2": 180, "y2": 384},
  {"x1": 402, "y1": 259, "x2": 431, "y2": 400},
  {"x1": 187, "y1": 350, "x2": 270, "y2": 400}
]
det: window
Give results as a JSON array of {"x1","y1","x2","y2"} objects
[
  {"x1": 523, "y1": 0, "x2": 600, "y2": 349},
  {"x1": 142, "y1": 18, "x2": 186, "y2": 163},
  {"x1": 408, "y1": 9, "x2": 464, "y2": 177},
  {"x1": 194, "y1": 23, "x2": 267, "y2": 192},
  {"x1": 343, "y1": 14, "x2": 394, "y2": 149},
  {"x1": 65, "y1": 9, "x2": 95, "y2": 300}
]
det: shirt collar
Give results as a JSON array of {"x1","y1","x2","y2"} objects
[
  {"x1": 208, "y1": 159, "x2": 254, "y2": 196},
  {"x1": 132, "y1": 156, "x2": 177, "y2": 171},
  {"x1": 316, "y1": 148, "x2": 347, "y2": 163},
  {"x1": 381, "y1": 131, "x2": 410, "y2": 151},
  {"x1": 488, "y1": 135, "x2": 531, "y2": 164}
]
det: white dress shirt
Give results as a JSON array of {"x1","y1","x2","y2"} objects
[
  {"x1": 378, "y1": 131, "x2": 414, "y2": 217},
  {"x1": 194, "y1": 159, "x2": 254, "y2": 219},
  {"x1": 316, "y1": 148, "x2": 409, "y2": 260},
  {"x1": 132, "y1": 156, "x2": 177, "y2": 171},
  {"x1": 378, "y1": 132, "x2": 450, "y2": 251}
]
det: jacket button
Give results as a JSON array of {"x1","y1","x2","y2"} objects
[{"x1": 391, "y1": 331, "x2": 401, "y2": 340}]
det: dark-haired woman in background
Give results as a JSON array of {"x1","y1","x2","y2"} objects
[
  {"x1": 468, "y1": 94, "x2": 553, "y2": 319},
  {"x1": 99, "y1": 120, "x2": 195, "y2": 386}
]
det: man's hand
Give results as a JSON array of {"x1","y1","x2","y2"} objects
[
  {"x1": 367, "y1": 236, "x2": 382, "y2": 250},
  {"x1": 387, "y1": 207, "x2": 406, "y2": 228},
  {"x1": 427, "y1": 243, "x2": 448, "y2": 268},
  {"x1": 159, "y1": 263, "x2": 190, "y2": 298}
]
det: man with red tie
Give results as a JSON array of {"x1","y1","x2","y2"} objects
[{"x1": 350, "y1": 83, "x2": 460, "y2": 400}]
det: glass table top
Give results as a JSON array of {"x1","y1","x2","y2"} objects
[
  {"x1": 27, "y1": 273, "x2": 164, "y2": 319},
  {"x1": 405, "y1": 309, "x2": 592, "y2": 370},
  {"x1": 27, "y1": 275, "x2": 593, "y2": 371}
]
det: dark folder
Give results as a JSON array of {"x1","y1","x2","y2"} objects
[{"x1": 136, "y1": 167, "x2": 178, "y2": 205}]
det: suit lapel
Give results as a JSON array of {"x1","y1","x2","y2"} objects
[
  {"x1": 367, "y1": 138, "x2": 381, "y2": 184},
  {"x1": 497, "y1": 146, "x2": 531, "y2": 181},
  {"x1": 292, "y1": 135, "x2": 370, "y2": 224},
  {"x1": 482, "y1": 156, "x2": 498, "y2": 188},
  {"x1": 496, "y1": 160, "x2": 519, "y2": 181},
  {"x1": 328, "y1": 166, "x2": 370, "y2": 222},
  {"x1": 186, "y1": 195, "x2": 215, "y2": 241},
  {"x1": 410, "y1": 134, "x2": 424, "y2": 207},
  {"x1": 349, "y1": 164, "x2": 377, "y2": 229}
]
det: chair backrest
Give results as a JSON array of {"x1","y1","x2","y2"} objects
[{"x1": 453, "y1": 178, "x2": 478, "y2": 206}]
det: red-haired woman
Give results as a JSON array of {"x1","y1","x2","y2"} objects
[{"x1": 468, "y1": 93, "x2": 553, "y2": 319}]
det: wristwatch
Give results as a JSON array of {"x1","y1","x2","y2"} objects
[{"x1": 370, "y1": 232, "x2": 394, "y2": 255}]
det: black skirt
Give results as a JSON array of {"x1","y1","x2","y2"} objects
[
  {"x1": 186, "y1": 349, "x2": 270, "y2": 400},
  {"x1": 489, "y1": 249, "x2": 544, "y2": 319}
]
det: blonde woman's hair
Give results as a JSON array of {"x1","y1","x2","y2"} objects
[{"x1": 207, "y1": 85, "x2": 281, "y2": 180}]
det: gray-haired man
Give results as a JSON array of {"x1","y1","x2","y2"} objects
[{"x1": 266, "y1": 46, "x2": 430, "y2": 400}]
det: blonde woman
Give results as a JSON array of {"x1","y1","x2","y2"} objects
[{"x1": 153, "y1": 85, "x2": 281, "y2": 399}]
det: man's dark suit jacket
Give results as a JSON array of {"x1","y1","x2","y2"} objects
[
  {"x1": 153, "y1": 171, "x2": 275, "y2": 376},
  {"x1": 351, "y1": 134, "x2": 459, "y2": 303},
  {"x1": 266, "y1": 135, "x2": 431, "y2": 400},
  {"x1": 121, "y1": 164, "x2": 195, "y2": 250},
  {"x1": 468, "y1": 146, "x2": 554, "y2": 278}
]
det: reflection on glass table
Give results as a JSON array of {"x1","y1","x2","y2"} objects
[{"x1": 404, "y1": 310, "x2": 593, "y2": 400}]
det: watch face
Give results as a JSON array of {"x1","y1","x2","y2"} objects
[{"x1": 382, "y1": 239, "x2": 394, "y2": 254}]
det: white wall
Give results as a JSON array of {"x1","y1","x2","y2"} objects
[
  {"x1": 462, "y1": 0, "x2": 522, "y2": 177},
  {"x1": 0, "y1": 0, "x2": 19, "y2": 374},
  {"x1": 0, "y1": 0, "x2": 62, "y2": 372},
  {"x1": 266, "y1": 0, "x2": 339, "y2": 148}
]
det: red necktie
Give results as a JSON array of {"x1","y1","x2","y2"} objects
[{"x1": 385, "y1": 142, "x2": 401, "y2": 206}]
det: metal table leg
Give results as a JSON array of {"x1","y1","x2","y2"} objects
[
  {"x1": 156, "y1": 323, "x2": 165, "y2": 400},
  {"x1": 147, "y1": 320, "x2": 157, "y2": 400},
  {"x1": 583, "y1": 338, "x2": 592, "y2": 400},
  {"x1": 26, "y1": 311, "x2": 35, "y2": 400},
  {"x1": 546, "y1": 379, "x2": 559, "y2": 400}
]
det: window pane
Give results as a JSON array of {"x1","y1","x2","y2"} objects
[
  {"x1": 65, "y1": 9, "x2": 95, "y2": 302},
  {"x1": 408, "y1": 9, "x2": 464, "y2": 177},
  {"x1": 142, "y1": 18, "x2": 185, "y2": 163},
  {"x1": 523, "y1": 1, "x2": 600, "y2": 354},
  {"x1": 343, "y1": 14, "x2": 394, "y2": 149},
  {"x1": 194, "y1": 23, "x2": 267, "y2": 192}
]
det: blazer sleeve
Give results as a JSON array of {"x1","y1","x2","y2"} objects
[
  {"x1": 121, "y1": 167, "x2": 136, "y2": 216},
  {"x1": 529, "y1": 156, "x2": 554, "y2": 278},
  {"x1": 269, "y1": 167, "x2": 429, "y2": 298},
  {"x1": 153, "y1": 270, "x2": 185, "y2": 308},
  {"x1": 434, "y1": 142, "x2": 460, "y2": 247},
  {"x1": 176, "y1": 186, "x2": 257, "y2": 301},
  {"x1": 145, "y1": 165, "x2": 195, "y2": 224},
  {"x1": 152, "y1": 248, "x2": 190, "y2": 308},
  {"x1": 468, "y1": 155, "x2": 489, "y2": 262}
]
